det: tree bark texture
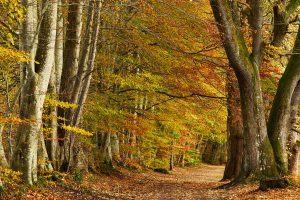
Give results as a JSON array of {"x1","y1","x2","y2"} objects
[
  {"x1": 210, "y1": 0, "x2": 275, "y2": 180},
  {"x1": 268, "y1": 30, "x2": 300, "y2": 176},
  {"x1": 223, "y1": 70, "x2": 243, "y2": 180},
  {"x1": 12, "y1": 0, "x2": 57, "y2": 185}
]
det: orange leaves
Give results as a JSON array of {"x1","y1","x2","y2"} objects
[{"x1": 0, "y1": 116, "x2": 33, "y2": 125}]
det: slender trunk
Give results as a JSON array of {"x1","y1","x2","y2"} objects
[
  {"x1": 55, "y1": 0, "x2": 64, "y2": 92},
  {"x1": 169, "y1": 153, "x2": 174, "y2": 171},
  {"x1": 0, "y1": 126, "x2": 8, "y2": 168},
  {"x1": 49, "y1": 0, "x2": 63, "y2": 168},
  {"x1": 38, "y1": 131, "x2": 53, "y2": 172},
  {"x1": 68, "y1": 1, "x2": 103, "y2": 171},
  {"x1": 70, "y1": 0, "x2": 95, "y2": 109},
  {"x1": 46, "y1": 66, "x2": 59, "y2": 169},
  {"x1": 180, "y1": 152, "x2": 185, "y2": 167},
  {"x1": 57, "y1": 0, "x2": 83, "y2": 170},
  {"x1": 288, "y1": 134, "x2": 300, "y2": 176},
  {"x1": 58, "y1": 0, "x2": 83, "y2": 146},
  {"x1": 72, "y1": 0, "x2": 103, "y2": 126}
]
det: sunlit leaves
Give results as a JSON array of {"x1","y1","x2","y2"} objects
[
  {"x1": 0, "y1": 0, "x2": 24, "y2": 46},
  {"x1": 61, "y1": 125, "x2": 93, "y2": 137},
  {"x1": 0, "y1": 46, "x2": 28, "y2": 73},
  {"x1": 45, "y1": 96, "x2": 78, "y2": 109}
]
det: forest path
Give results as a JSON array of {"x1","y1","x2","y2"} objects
[{"x1": 26, "y1": 164, "x2": 300, "y2": 200}]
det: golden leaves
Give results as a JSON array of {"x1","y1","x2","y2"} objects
[{"x1": 61, "y1": 125, "x2": 93, "y2": 137}]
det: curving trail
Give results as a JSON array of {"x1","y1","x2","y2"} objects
[{"x1": 24, "y1": 164, "x2": 300, "y2": 200}]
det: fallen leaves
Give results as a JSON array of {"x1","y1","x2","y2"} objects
[{"x1": 3, "y1": 165, "x2": 300, "y2": 199}]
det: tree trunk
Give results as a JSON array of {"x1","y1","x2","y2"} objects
[
  {"x1": 267, "y1": 29, "x2": 300, "y2": 176},
  {"x1": 55, "y1": 0, "x2": 64, "y2": 92},
  {"x1": 38, "y1": 131, "x2": 53, "y2": 172},
  {"x1": 57, "y1": 0, "x2": 103, "y2": 171},
  {"x1": 0, "y1": 126, "x2": 8, "y2": 168},
  {"x1": 223, "y1": 70, "x2": 243, "y2": 180},
  {"x1": 210, "y1": 0, "x2": 275, "y2": 181},
  {"x1": 99, "y1": 133, "x2": 113, "y2": 167},
  {"x1": 57, "y1": 0, "x2": 83, "y2": 170},
  {"x1": 111, "y1": 133, "x2": 120, "y2": 160},
  {"x1": 180, "y1": 152, "x2": 185, "y2": 167},
  {"x1": 169, "y1": 153, "x2": 174, "y2": 171},
  {"x1": 58, "y1": 0, "x2": 83, "y2": 146},
  {"x1": 12, "y1": 0, "x2": 57, "y2": 185},
  {"x1": 287, "y1": 83, "x2": 300, "y2": 176},
  {"x1": 287, "y1": 82, "x2": 300, "y2": 176},
  {"x1": 72, "y1": 0, "x2": 103, "y2": 127}
]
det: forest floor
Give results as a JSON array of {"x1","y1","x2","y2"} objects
[{"x1": 5, "y1": 164, "x2": 300, "y2": 199}]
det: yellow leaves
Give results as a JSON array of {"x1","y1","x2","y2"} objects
[
  {"x1": 45, "y1": 97, "x2": 78, "y2": 109},
  {"x1": 0, "y1": 46, "x2": 29, "y2": 71},
  {"x1": 264, "y1": 45, "x2": 285, "y2": 61},
  {"x1": 0, "y1": 167, "x2": 22, "y2": 186},
  {"x1": 0, "y1": 0, "x2": 24, "y2": 46},
  {"x1": 0, "y1": 116, "x2": 33, "y2": 125},
  {"x1": 61, "y1": 125, "x2": 93, "y2": 137}
]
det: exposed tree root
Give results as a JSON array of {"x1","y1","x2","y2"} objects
[{"x1": 259, "y1": 177, "x2": 298, "y2": 191}]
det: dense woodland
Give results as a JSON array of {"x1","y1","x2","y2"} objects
[{"x1": 1, "y1": 0, "x2": 300, "y2": 198}]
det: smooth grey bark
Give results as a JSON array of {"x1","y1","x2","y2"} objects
[
  {"x1": 71, "y1": 0, "x2": 103, "y2": 171},
  {"x1": 57, "y1": 0, "x2": 83, "y2": 171},
  {"x1": 12, "y1": 0, "x2": 57, "y2": 185},
  {"x1": 0, "y1": 126, "x2": 8, "y2": 168},
  {"x1": 0, "y1": 74, "x2": 10, "y2": 167},
  {"x1": 58, "y1": 0, "x2": 83, "y2": 147},
  {"x1": 72, "y1": 0, "x2": 103, "y2": 127},
  {"x1": 38, "y1": 131, "x2": 53, "y2": 172},
  {"x1": 58, "y1": 0, "x2": 103, "y2": 171},
  {"x1": 70, "y1": 0, "x2": 95, "y2": 110},
  {"x1": 59, "y1": 0, "x2": 83, "y2": 102},
  {"x1": 99, "y1": 133, "x2": 113, "y2": 166},
  {"x1": 12, "y1": 0, "x2": 39, "y2": 184},
  {"x1": 55, "y1": 0, "x2": 64, "y2": 92},
  {"x1": 111, "y1": 133, "x2": 120, "y2": 159},
  {"x1": 47, "y1": 66, "x2": 59, "y2": 169},
  {"x1": 44, "y1": 0, "x2": 63, "y2": 170}
]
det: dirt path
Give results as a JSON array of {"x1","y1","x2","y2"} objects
[{"x1": 22, "y1": 165, "x2": 300, "y2": 199}]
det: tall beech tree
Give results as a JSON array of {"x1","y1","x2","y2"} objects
[
  {"x1": 210, "y1": 0, "x2": 300, "y2": 187},
  {"x1": 57, "y1": 0, "x2": 103, "y2": 171},
  {"x1": 12, "y1": 0, "x2": 57, "y2": 184},
  {"x1": 210, "y1": 0, "x2": 274, "y2": 181}
]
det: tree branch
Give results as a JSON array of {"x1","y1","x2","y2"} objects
[{"x1": 156, "y1": 91, "x2": 226, "y2": 100}]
